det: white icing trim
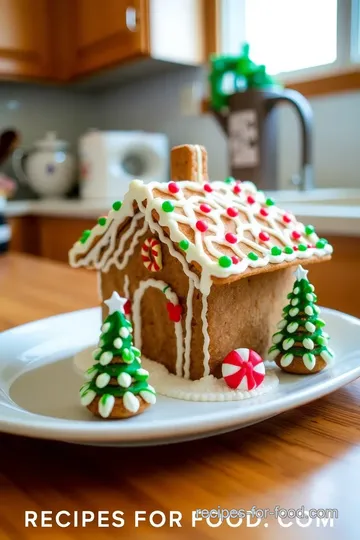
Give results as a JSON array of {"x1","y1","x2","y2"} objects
[
  {"x1": 98, "y1": 394, "x2": 115, "y2": 418},
  {"x1": 96, "y1": 271, "x2": 103, "y2": 302},
  {"x1": 183, "y1": 279, "x2": 194, "y2": 379},
  {"x1": 70, "y1": 179, "x2": 332, "y2": 282},
  {"x1": 104, "y1": 214, "x2": 148, "y2": 272},
  {"x1": 124, "y1": 274, "x2": 130, "y2": 300},
  {"x1": 133, "y1": 278, "x2": 184, "y2": 377},
  {"x1": 123, "y1": 391, "x2": 140, "y2": 413},
  {"x1": 136, "y1": 194, "x2": 201, "y2": 289},
  {"x1": 75, "y1": 348, "x2": 279, "y2": 402},
  {"x1": 194, "y1": 144, "x2": 203, "y2": 182},
  {"x1": 200, "y1": 275, "x2": 211, "y2": 377}
]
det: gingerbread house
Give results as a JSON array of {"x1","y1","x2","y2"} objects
[{"x1": 69, "y1": 145, "x2": 332, "y2": 381}]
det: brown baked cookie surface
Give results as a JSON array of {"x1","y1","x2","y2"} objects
[
  {"x1": 87, "y1": 395, "x2": 150, "y2": 419},
  {"x1": 274, "y1": 354, "x2": 327, "y2": 374},
  {"x1": 171, "y1": 144, "x2": 208, "y2": 182}
]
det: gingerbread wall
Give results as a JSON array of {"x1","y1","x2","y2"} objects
[
  {"x1": 100, "y1": 215, "x2": 206, "y2": 379},
  {"x1": 207, "y1": 267, "x2": 294, "y2": 377},
  {"x1": 100, "y1": 215, "x2": 294, "y2": 380}
]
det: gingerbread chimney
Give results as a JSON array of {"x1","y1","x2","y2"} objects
[{"x1": 170, "y1": 144, "x2": 208, "y2": 183}]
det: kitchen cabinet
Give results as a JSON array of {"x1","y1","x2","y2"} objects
[
  {"x1": 8, "y1": 216, "x2": 94, "y2": 262},
  {"x1": 0, "y1": 0, "x2": 51, "y2": 79},
  {"x1": 7, "y1": 216, "x2": 360, "y2": 318},
  {"x1": 0, "y1": 0, "x2": 208, "y2": 82},
  {"x1": 71, "y1": 0, "x2": 150, "y2": 77}
]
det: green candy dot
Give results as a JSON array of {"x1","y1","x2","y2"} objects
[
  {"x1": 100, "y1": 394, "x2": 109, "y2": 406},
  {"x1": 266, "y1": 197, "x2": 275, "y2": 206},
  {"x1": 98, "y1": 217, "x2": 107, "y2": 226},
  {"x1": 316, "y1": 240, "x2": 326, "y2": 249},
  {"x1": 79, "y1": 229, "x2": 91, "y2": 244},
  {"x1": 218, "y1": 255, "x2": 232, "y2": 268},
  {"x1": 162, "y1": 201, "x2": 174, "y2": 213},
  {"x1": 271, "y1": 246, "x2": 282, "y2": 256},
  {"x1": 305, "y1": 224, "x2": 315, "y2": 235},
  {"x1": 284, "y1": 246, "x2": 293, "y2": 255},
  {"x1": 112, "y1": 201, "x2": 122, "y2": 211},
  {"x1": 122, "y1": 349, "x2": 134, "y2": 363},
  {"x1": 319, "y1": 237, "x2": 328, "y2": 245},
  {"x1": 298, "y1": 244, "x2": 307, "y2": 251},
  {"x1": 248, "y1": 252, "x2": 258, "y2": 261},
  {"x1": 224, "y1": 176, "x2": 235, "y2": 184},
  {"x1": 179, "y1": 239, "x2": 189, "y2": 250}
]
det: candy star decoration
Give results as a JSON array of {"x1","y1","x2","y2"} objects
[
  {"x1": 104, "y1": 291, "x2": 128, "y2": 315},
  {"x1": 294, "y1": 265, "x2": 308, "y2": 281},
  {"x1": 80, "y1": 292, "x2": 156, "y2": 419},
  {"x1": 222, "y1": 348, "x2": 265, "y2": 391},
  {"x1": 268, "y1": 265, "x2": 334, "y2": 374}
]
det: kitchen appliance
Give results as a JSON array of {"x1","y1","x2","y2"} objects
[
  {"x1": 212, "y1": 88, "x2": 313, "y2": 191},
  {"x1": 0, "y1": 197, "x2": 10, "y2": 254},
  {"x1": 0, "y1": 129, "x2": 19, "y2": 254},
  {"x1": 12, "y1": 132, "x2": 76, "y2": 198},
  {"x1": 79, "y1": 130, "x2": 169, "y2": 201},
  {"x1": 209, "y1": 45, "x2": 313, "y2": 191}
]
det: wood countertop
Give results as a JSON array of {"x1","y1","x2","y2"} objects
[{"x1": 0, "y1": 253, "x2": 359, "y2": 539}]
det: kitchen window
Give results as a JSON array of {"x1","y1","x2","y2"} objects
[{"x1": 218, "y1": 0, "x2": 359, "y2": 93}]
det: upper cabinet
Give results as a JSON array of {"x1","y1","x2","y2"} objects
[
  {"x1": 72, "y1": 0, "x2": 150, "y2": 77},
  {"x1": 0, "y1": 0, "x2": 51, "y2": 79},
  {"x1": 0, "y1": 0, "x2": 208, "y2": 82}
]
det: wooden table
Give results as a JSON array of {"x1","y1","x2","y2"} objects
[{"x1": 0, "y1": 253, "x2": 359, "y2": 539}]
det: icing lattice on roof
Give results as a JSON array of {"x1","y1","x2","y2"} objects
[{"x1": 69, "y1": 179, "x2": 332, "y2": 282}]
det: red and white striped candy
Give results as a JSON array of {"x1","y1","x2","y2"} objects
[
  {"x1": 141, "y1": 238, "x2": 162, "y2": 272},
  {"x1": 222, "y1": 348, "x2": 265, "y2": 391}
]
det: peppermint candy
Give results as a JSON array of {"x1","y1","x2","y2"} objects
[
  {"x1": 141, "y1": 237, "x2": 162, "y2": 272},
  {"x1": 222, "y1": 348, "x2": 265, "y2": 391}
]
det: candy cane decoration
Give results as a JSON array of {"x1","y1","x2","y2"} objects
[{"x1": 141, "y1": 237, "x2": 163, "y2": 272}]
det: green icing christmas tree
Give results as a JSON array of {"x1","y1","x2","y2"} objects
[
  {"x1": 80, "y1": 292, "x2": 156, "y2": 419},
  {"x1": 268, "y1": 266, "x2": 334, "y2": 374}
]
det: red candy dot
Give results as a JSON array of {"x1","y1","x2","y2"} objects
[
  {"x1": 293, "y1": 245, "x2": 298, "y2": 251},
  {"x1": 259, "y1": 208, "x2": 269, "y2": 217},
  {"x1": 233, "y1": 183, "x2": 242, "y2": 195},
  {"x1": 196, "y1": 220, "x2": 208, "y2": 232},
  {"x1": 226, "y1": 207, "x2": 238, "y2": 218},
  {"x1": 199, "y1": 203, "x2": 211, "y2": 214},
  {"x1": 225, "y1": 232, "x2": 237, "y2": 244},
  {"x1": 307, "y1": 244, "x2": 313, "y2": 248},
  {"x1": 168, "y1": 182, "x2": 179, "y2": 194},
  {"x1": 247, "y1": 195, "x2": 256, "y2": 205},
  {"x1": 283, "y1": 214, "x2": 291, "y2": 224},
  {"x1": 292, "y1": 231, "x2": 301, "y2": 240},
  {"x1": 231, "y1": 256, "x2": 240, "y2": 265},
  {"x1": 124, "y1": 299, "x2": 131, "y2": 315},
  {"x1": 204, "y1": 183, "x2": 213, "y2": 193},
  {"x1": 259, "y1": 231, "x2": 270, "y2": 242}
]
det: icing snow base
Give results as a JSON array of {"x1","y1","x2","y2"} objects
[{"x1": 74, "y1": 347, "x2": 279, "y2": 402}]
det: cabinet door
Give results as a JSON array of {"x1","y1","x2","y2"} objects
[
  {"x1": 72, "y1": 0, "x2": 150, "y2": 76},
  {"x1": 0, "y1": 0, "x2": 51, "y2": 79}
]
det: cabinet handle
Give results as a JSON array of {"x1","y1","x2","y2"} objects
[{"x1": 126, "y1": 7, "x2": 137, "y2": 32}]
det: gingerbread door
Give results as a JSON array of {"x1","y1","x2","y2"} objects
[{"x1": 132, "y1": 279, "x2": 183, "y2": 377}]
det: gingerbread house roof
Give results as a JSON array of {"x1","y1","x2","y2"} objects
[{"x1": 69, "y1": 178, "x2": 332, "y2": 289}]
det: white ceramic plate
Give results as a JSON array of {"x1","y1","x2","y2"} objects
[{"x1": 1, "y1": 307, "x2": 360, "y2": 446}]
